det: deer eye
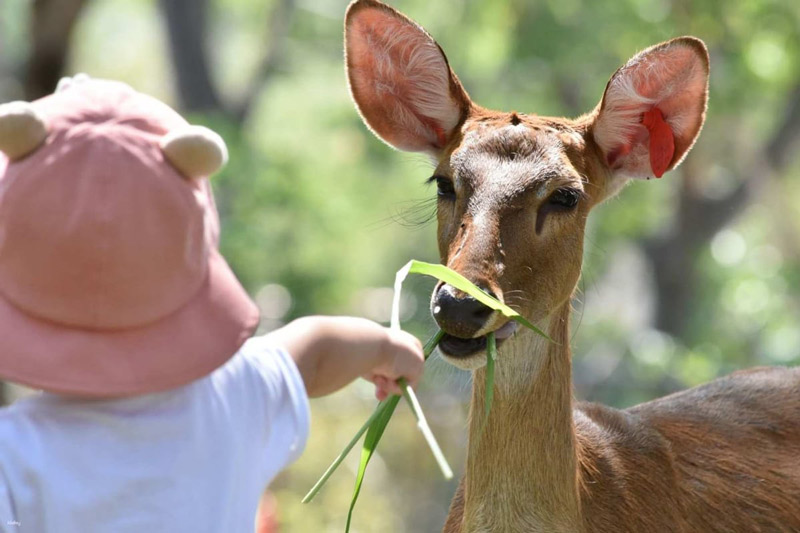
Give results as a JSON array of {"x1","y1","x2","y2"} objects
[
  {"x1": 432, "y1": 175, "x2": 456, "y2": 199},
  {"x1": 547, "y1": 188, "x2": 580, "y2": 209},
  {"x1": 536, "y1": 187, "x2": 581, "y2": 234}
]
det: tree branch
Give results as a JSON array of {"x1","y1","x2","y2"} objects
[
  {"x1": 765, "y1": 84, "x2": 800, "y2": 171},
  {"x1": 159, "y1": 0, "x2": 223, "y2": 113},
  {"x1": 159, "y1": 0, "x2": 296, "y2": 124},
  {"x1": 233, "y1": 0, "x2": 296, "y2": 123}
]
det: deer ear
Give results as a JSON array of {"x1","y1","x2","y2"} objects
[
  {"x1": 592, "y1": 37, "x2": 709, "y2": 184},
  {"x1": 345, "y1": 0, "x2": 470, "y2": 155}
]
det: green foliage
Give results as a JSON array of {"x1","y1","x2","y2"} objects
[
  {"x1": 346, "y1": 395, "x2": 401, "y2": 532},
  {"x1": 485, "y1": 333, "x2": 497, "y2": 422},
  {"x1": 307, "y1": 258, "x2": 551, "y2": 530},
  {"x1": 2, "y1": 0, "x2": 798, "y2": 530},
  {"x1": 303, "y1": 329, "x2": 449, "y2": 528}
]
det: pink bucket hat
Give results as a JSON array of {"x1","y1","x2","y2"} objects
[{"x1": 0, "y1": 76, "x2": 259, "y2": 397}]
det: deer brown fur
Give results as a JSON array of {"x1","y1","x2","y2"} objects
[{"x1": 345, "y1": 1, "x2": 800, "y2": 531}]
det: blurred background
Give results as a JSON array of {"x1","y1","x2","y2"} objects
[{"x1": 1, "y1": 0, "x2": 799, "y2": 531}]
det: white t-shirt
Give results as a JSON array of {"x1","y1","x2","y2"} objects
[{"x1": 0, "y1": 336, "x2": 310, "y2": 533}]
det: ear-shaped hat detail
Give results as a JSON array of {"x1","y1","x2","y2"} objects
[
  {"x1": 56, "y1": 73, "x2": 91, "y2": 93},
  {"x1": 56, "y1": 77, "x2": 72, "y2": 93},
  {"x1": 0, "y1": 101, "x2": 48, "y2": 161},
  {"x1": 160, "y1": 125, "x2": 228, "y2": 179}
]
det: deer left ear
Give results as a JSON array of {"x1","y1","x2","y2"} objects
[
  {"x1": 345, "y1": 0, "x2": 471, "y2": 156},
  {"x1": 592, "y1": 37, "x2": 709, "y2": 185}
]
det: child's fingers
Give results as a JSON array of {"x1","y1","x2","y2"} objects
[
  {"x1": 372, "y1": 375, "x2": 388, "y2": 389},
  {"x1": 370, "y1": 375, "x2": 393, "y2": 399},
  {"x1": 385, "y1": 330, "x2": 425, "y2": 387},
  {"x1": 382, "y1": 380, "x2": 404, "y2": 396},
  {"x1": 362, "y1": 328, "x2": 425, "y2": 395},
  {"x1": 376, "y1": 375, "x2": 402, "y2": 396},
  {"x1": 367, "y1": 374, "x2": 404, "y2": 399}
]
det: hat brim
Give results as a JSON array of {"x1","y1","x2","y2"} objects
[{"x1": 0, "y1": 251, "x2": 259, "y2": 397}]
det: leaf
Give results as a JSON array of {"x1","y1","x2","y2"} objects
[
  {"x1": 399, "y1": 378, "x2": 453, "y2": 479},
  {"x1": 343, "y1": 330, "x2": 448, "y2": 530},
  {"x1": 485, "y1": 332, "x2": 496, "y2": 422},
  {"x1": 301, "y1": 398, "x2": 390, "y2": 504},
  {"x1": 422, "y1": 328, "x2": 446, "y2": 361},
  {"x1": 345, "y1": 395, "x2": 401, "y2": 532},
  {"x1": 301, "y1": 330, "x2": 445, "y2": 506},
  {"x1": 389, "y1": 267, "x2": 452, "y2": 479},
  {"x1": 308, "y1": 259, "x2": 548, "y2": 532}
]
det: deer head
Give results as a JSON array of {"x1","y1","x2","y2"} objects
[{"x1": 346, "y1": 0, "x2": 708, "y2": 371}]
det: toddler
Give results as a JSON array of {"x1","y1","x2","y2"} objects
[{"x1": 0, "y1": 76, "x2": 424, "y2": 532}]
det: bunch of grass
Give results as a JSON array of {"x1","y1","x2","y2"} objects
[{"x1": 302, "y1": 261, "x2": 549, "y2": 531}]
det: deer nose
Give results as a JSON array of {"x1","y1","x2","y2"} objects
[{"x1": 432, "y1": 283, "x2": 496, "y2": 338}]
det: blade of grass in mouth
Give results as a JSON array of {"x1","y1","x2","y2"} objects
[
  {"x1": 396, "y1": 261, "x2": 552, "y2": 341},
  {"x1": 485, "y1": 332, "x2": 496, "y2": 423}
]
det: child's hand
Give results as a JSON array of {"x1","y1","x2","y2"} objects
[{"x1": 361, "y1": 328, "x2": 424, "y2": 401}]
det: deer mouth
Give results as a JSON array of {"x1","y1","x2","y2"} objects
[{"x1": 438, "y1": 321, "x2": 518, "y2": 359}]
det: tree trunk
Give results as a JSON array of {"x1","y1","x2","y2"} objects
[
  {"x1": 158, "y1": 0, "x2": 222, "y2": 113},
  {"x1": 159, "y1": 0, "x2": 295, "y2": 122},
  {"x1": 25, "y1": 0, "x2": 88, "y2": 100}
]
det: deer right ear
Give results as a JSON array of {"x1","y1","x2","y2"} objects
[
  {"x1": 592, "y1": 37, "x2": 709, "y2": 186},
  {"x1": 345, "y1": 0, "x2": 470, "y2": 155}
]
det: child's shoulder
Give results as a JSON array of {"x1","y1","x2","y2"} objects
[{"x1": 212, "y1": 334, "x2": 300, "y2": 393}]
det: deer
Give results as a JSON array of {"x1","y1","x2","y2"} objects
[{"x1": 343, "y1": 1, "x2": 800, "y2": 532}]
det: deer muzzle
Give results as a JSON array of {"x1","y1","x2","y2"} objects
[{"x1": 431, "y1": 283, "x2": 517, "y2": 360}]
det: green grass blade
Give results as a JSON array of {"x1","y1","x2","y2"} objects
[
  {"x1": 401, "y1": 260, "x2": 552, "y2": 341},
  {"x1": 345, "y1": 394, "x2": 401, "y2": 532},
  {"x1": 308, "y1": 259, "x2": 544, "y2": 529},
  {"x1": 423, "y1": 328, "x2": 445, "y2": 360},
  {"x1": 391, "y1": 261, "x2": 412, "y2": 330},
  {"x1": 301, "y1": 330, "x2": 445, "y2": 507},
  {"x1": 485, "y1": 332, "x2": 496, "y2": 422},
  {"x1": 390, "y1": 266, "x2": 452, "y2": 480},
  {"x1": 399, "y1": 378, "x2": 453, "y2": 479},
  {"x1": 342, "y1": 329, "x2": 446, "y2": 529},
  {"x1": 301, "y1": 399, "x2": 391, "y2": 504}
]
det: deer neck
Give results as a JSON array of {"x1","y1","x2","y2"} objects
[{"x1": 462, "y1": 301, "x2": 580, "y2": 532}]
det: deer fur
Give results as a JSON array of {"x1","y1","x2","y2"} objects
[{"x1": 345, "y1": 1, "x2": 800, "y2": 531}]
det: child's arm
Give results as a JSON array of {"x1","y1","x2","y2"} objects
[{"x1": 266, "y1": 316, "x2": 425, "y2": 399}]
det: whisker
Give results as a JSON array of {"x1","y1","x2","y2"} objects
[
  {"x1": 572, "y1": 276, "x2": 587, "y2": 341},
  {"x1": 366, "y1": 196, "x2": 438, "y2": 230},
  {"x1": 506, "y1": 294, "x2": 533, "y2": 307}
]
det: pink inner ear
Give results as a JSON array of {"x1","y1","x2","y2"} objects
[
  {"x1": 346, "y1": 6, "x2": 463, "y2": 153},
  {"x1": 427, "y1": 122, "x2": 447, "y2": 148},
  {"x1": 642, "y1": 107, "x2": 674, "y2": 178},
  {"x1": 594, "y1": 40, "x2": 708, "y2": 180}
]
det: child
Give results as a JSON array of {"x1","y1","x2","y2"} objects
[{"x1": 0, "y1": 76, "x2": 424, "y2": 532}]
